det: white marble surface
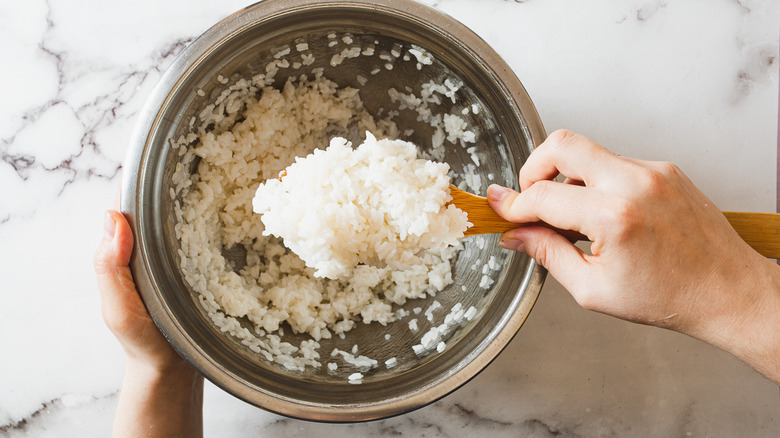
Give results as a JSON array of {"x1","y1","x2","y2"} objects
[{"x1": 1, "y1": 0, "x2": 778, "y2": 436}]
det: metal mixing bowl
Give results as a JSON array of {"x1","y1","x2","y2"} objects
[{"x1": 122, "y1": 0, "x2": 546, "y2": 422}]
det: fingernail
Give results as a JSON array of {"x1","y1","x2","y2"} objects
[
  {"x1": 104, "y1": 211, "x2": 116, "y2": 240},
  {"x1": 499, "y1": 237, "x2": 525, "y2": 252},
  {"x1": 487, "y1": 184, "x2": 511, "y2": 202}
]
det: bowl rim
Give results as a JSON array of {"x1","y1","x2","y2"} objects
[{"x1": 121, "y1": 0, "x2": 547, "y2": 422}]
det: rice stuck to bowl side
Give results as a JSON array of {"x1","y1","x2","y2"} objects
[
  {"x1": 252, "y1": 132, "x2": 470, "y2": 280},
  {"x1": 169, "y1": 34, "x2": 491, "y2": 374}
]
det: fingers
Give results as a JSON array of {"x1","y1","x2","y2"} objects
[
  {"x1": 519, "y1": 129, "x2": 622, "y2": 191},
  {"x1": 499, "y1": 225, "x2": 590, "y2": 290},
  {"x1": 487, "y1": 182, "x2": 606, "y2": 238}
]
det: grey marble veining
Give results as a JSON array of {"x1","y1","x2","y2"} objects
[
  {"x1": 1, "y1": 0, "x2": 778, "y2": 436},
  {"x1": 1, "y1": 6, "x2": 195, "y2": 223}
]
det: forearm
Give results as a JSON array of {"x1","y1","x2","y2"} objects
[
  {"x1": 112, "y1": 359, "x2": 204, "y2": 438},
  {"x1": 684, "y1": 256, "x2": 780, "y2": 385}
]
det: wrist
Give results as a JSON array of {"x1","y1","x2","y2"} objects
[
  {"x1": 685, "y1": 254, "x2": 780, "y2": 384},
  {"x1": 122, "y1": 356, "x2": 204, "y2": 412},
  {"x1": 124, "y1": 356, "x2": 204, "y2": 393},
  {"x1": 113, "y1": 357, "x2": 204, "y2": 438},
  {"x1": 125, "y1": 354, "x2": 200, "y2": 377}
]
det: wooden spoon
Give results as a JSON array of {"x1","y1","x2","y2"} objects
[{"x1": 448, "y1": 185, "x2": 780, "y2": 259}]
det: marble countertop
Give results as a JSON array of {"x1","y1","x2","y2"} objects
[{"x1": 2, "y1": 0, "x2": 778, "y2": 436}]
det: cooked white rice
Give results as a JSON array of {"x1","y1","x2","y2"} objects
[
  {"x1": 252, "y1": 132, "x2": 469, "y2": 280},
  {"x1": 173, "y1": 73, "x2": 465, "y2": 369},
  {"x1": 171, "y1": 32, "x2": 487, "y2": 373}
]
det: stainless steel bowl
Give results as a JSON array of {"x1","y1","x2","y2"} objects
[{"x1": 122, "y1": 0, "x2": 546, "y2": 422}]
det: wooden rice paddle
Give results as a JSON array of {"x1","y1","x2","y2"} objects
[{"x1": 448, "y1": 185, "x2": 780, "y2": 259}]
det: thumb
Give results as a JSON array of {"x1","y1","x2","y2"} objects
[
  {"x1": 499, "y1": 225, "x2": 589, "y2": 292},
  {"x1": 94, "y1": 210, "x2": 144, "y2": 333},
  {"x1": 94, "y1": 210, "x2": 134, "y2": 277}
]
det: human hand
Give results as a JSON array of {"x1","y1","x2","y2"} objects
[
  {"x1": 487, "y1": 130, "x2": 780, "y2": 382},
  {"x1": 94, "y1": 209, "x2": 188, "y2": 372},
  {"x1": 94, "y1": 209, "x2": 203, "y2": 438}
]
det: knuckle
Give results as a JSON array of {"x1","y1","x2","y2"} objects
[
  {"x1": 655, "y1": 161, "x2": 681, "y2": 177},
  {"x1": 535, "y1": 130, "x2": 576, "y2": 158},
  {"x1": 524, "y1": 180, "x2": 554, "y2": 205},
  {"x1": 614, "y1": 198, "x2": 641, "y2": 223},
  {"x1": 635, "y1": 166, "x2": 670, "y2": 195},
  {"x1": 546, "y1": 129, "x2": 578, "y2": 147},
  {"x1": 528, "y1": 238, "x2": 553, "y2": 269},
  {"x1": 604, "y1": 198, "x2": 643, "y2": 238}
]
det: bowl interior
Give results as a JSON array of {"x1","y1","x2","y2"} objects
[{"x1": 127, "y1": 0, "x2": 545, "y2": 421}]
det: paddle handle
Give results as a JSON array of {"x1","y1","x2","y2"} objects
[
  {"x1": 450, "y1": 187, "x2": 780, "y2": 258},
  {"x1": 723, "y1": 212, "x2": 780, "y2": 259}
]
